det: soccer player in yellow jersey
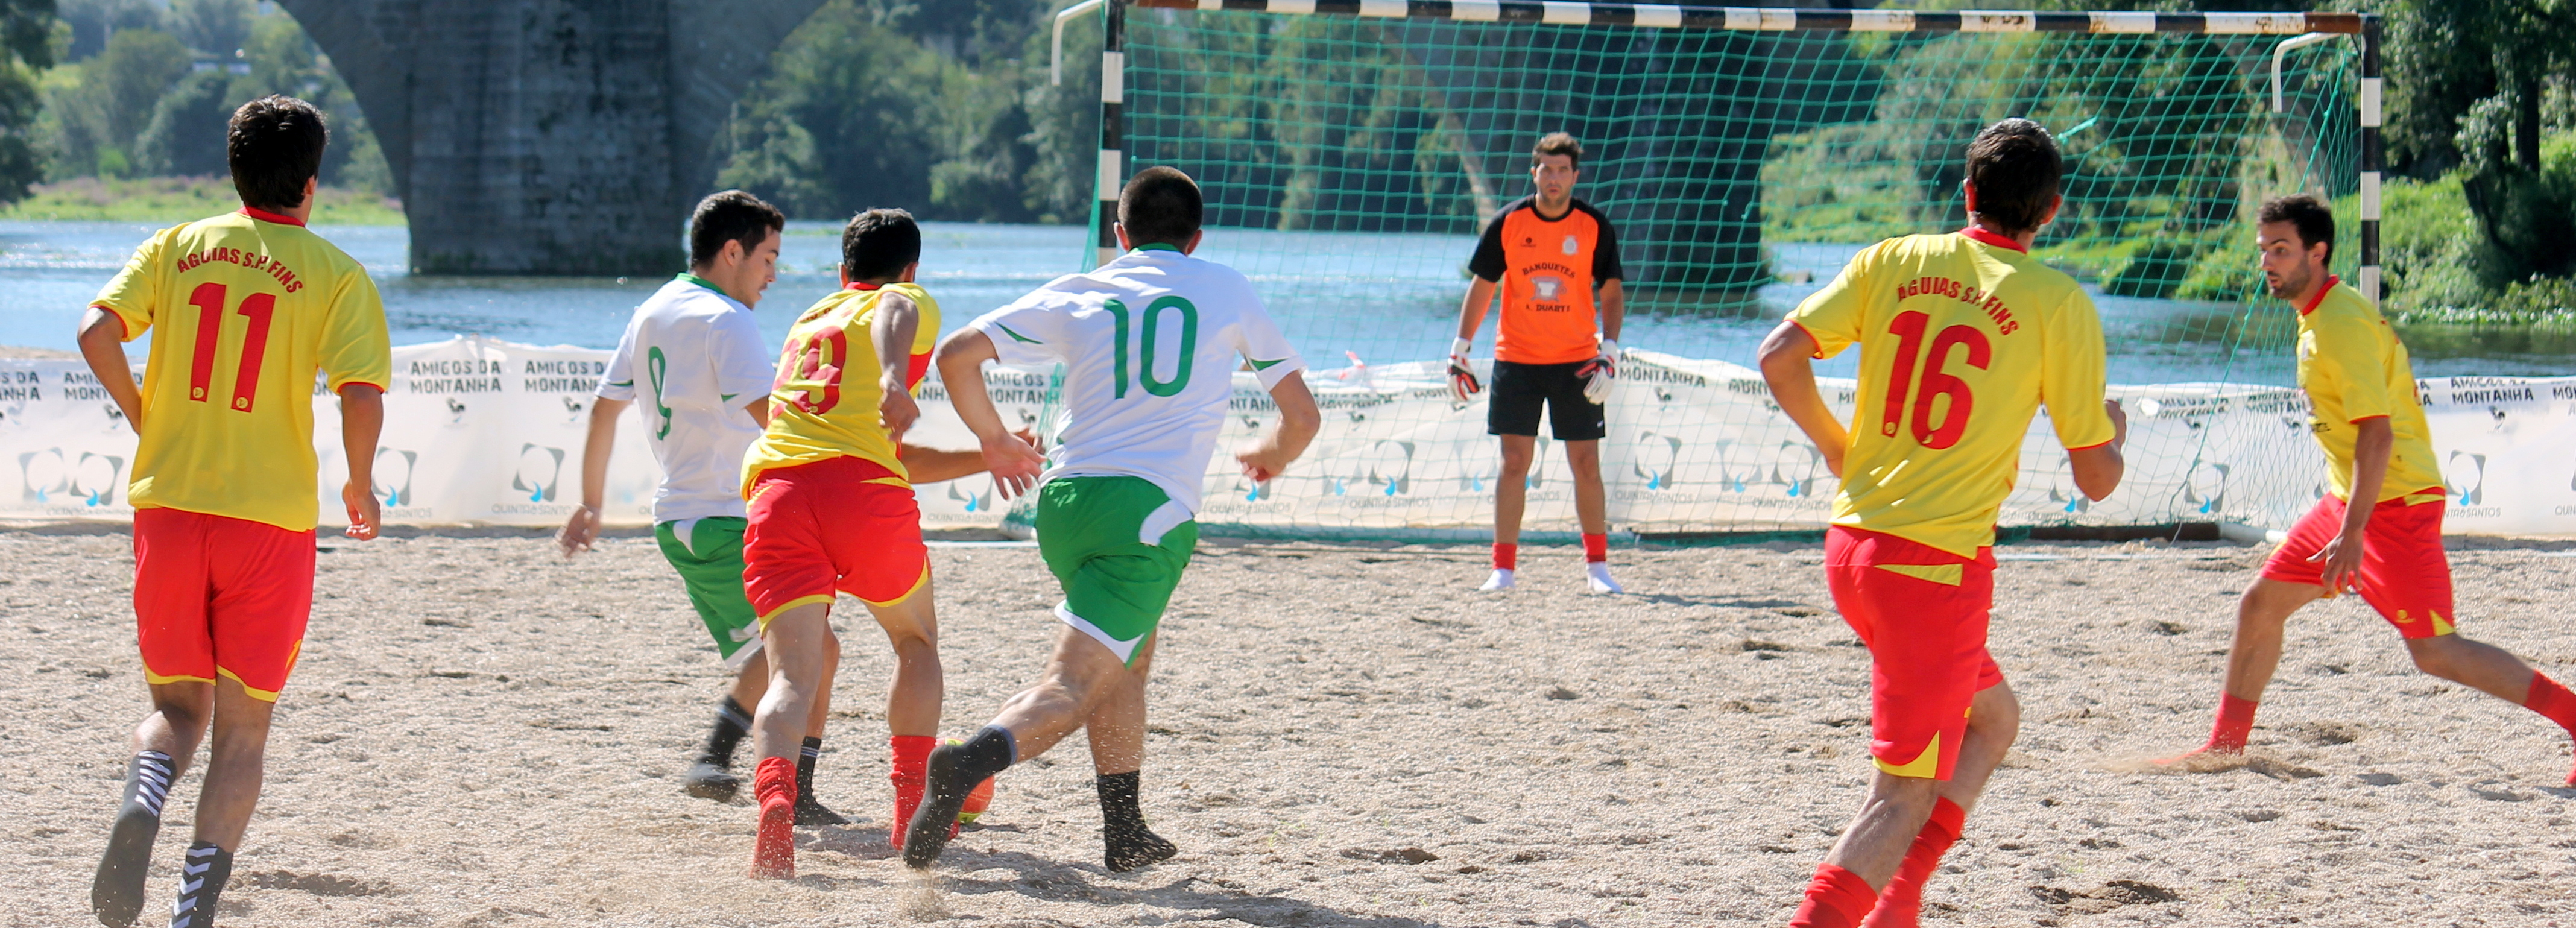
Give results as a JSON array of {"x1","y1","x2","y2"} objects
[
  {"x1": 78, "y1": 96, "x2": 390, "y2": 928},
  {"x1": 2162, "y1": 195, "x2": 2576, "y2": 783},
  {"x1": 732, "y1": 207, "x2": 990, "y2": 879},
  {"x1": 1757, "y1": 119, "x2": 2126, "y2": 928}
]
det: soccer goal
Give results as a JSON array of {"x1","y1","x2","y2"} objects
[{"x1": 1050, "y1": 1, "x2": 2378, "y2": 541}]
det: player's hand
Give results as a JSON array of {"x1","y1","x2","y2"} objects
[
  {"x1": 1577, "y1": 338, "x2": 1620, "y2": 405},
  {"x1": 1236, "y1": 447, "x2": 1293, "y2": 484},
  {"x1": 2106, "y1": 398, "x2": 2129, "y2": 449},
  {"x1": 1013, "y1": 427, "x2": 1045, "y2": 455},
  {"x1": 879, "y1": 383, "x2": 920, "y2": 445},
  {"x1": 342, "y1": 480, "x2": 382, "y2": 541},
  {"x1": 1820, "y1": 444, "x2": 1846, "y2": 480},
  {"x1": 1446, "y1": 337, "x2": 1480, "y2": 403},
  {"x1": 980, "y1": 429, "x2": 1044, "y2": 499},
  {"x1": 557, "y1": 505, "x2": 600, "y2": 557},
  {"x1": 2307, "y1": 531, "x2": 2364, "y2": 596}
]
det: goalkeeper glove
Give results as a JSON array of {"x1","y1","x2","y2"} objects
[
  {"x1": 1447, "y1": 337, "x2": 1481, "y2": 403},
  {"x1": 1577, "y1": 339, "x2": 1620, "y2": 405}
]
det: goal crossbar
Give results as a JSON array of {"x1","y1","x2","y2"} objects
[{"x1": 1128, "y1": 2, "x2": 2365, "y2": 36}]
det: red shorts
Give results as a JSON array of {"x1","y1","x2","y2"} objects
[
  {"x1": 1825, "y1": 526, "x2": 2004, "y2": 781},
  {"x1": 742, "y1": 455, "x2": 930, "y2": 625},
  {"x1": 2261, "y1": 489, "x2": 2455, "y2": 638},
  {"x1": 132, "y1": 507, "x2": 317, "y2": 702}
]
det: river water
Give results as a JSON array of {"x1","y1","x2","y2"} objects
[{"x1": 4, "y1": 219, "x2": 2566, "y2": 385}]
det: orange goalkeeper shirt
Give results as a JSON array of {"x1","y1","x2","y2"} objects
[
  {"x1": 1788, "y1": 228, "x2": 2117, "y2": 558},
  {"x1": 742, "y1": 282, "x2": 941, "y2": 493},
  {"x1": 91, "y1": 207, "x2": 392, "y2": 532}
]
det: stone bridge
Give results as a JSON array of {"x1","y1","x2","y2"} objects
[{"x1": 277, "y1": 0, "x2": 829, "y2": 276}]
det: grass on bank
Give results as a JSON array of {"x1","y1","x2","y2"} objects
[{"x1": 0, "y1": 176, "x2": 405, "y2": 226}]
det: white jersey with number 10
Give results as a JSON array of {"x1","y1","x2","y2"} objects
[{"x1": 970, "y1": 246, "x2": 1307, "y2": 513}]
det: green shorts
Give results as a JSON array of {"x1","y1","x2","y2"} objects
[
  {"x1": 1037, "y1": 477, "x2": 1198, "y2": 666},
  {"x1": 656, "y1": 517, "x2": 762, "y2": 669}
]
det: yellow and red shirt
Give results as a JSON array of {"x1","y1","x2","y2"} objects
[
  {"x1": 1468, "y1": 196, "x2": 1623, "y2": 364},
  {"x1": 1788, "y1": 228, "x2": 2117, "y2": 557},
  {"x1": 92, "y1": 208, "x2": 391, "y2": 532},
  {"x1": 2295, "y1": 276, "x2": 2443, "y2": 503},
  {"x1": 742, "y1": 282, "x2": 940, "y2": 493}
]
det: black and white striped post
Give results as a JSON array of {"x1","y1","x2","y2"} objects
[
  {"x1": 2358, "y1": 17, "x2": 2382, "y2": 306},
  {"x1": 1096, "y1": 1, "x2": 1128, "y2": 270}
]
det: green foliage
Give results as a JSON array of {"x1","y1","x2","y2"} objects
[
  {"x1": 0, "y1": 174, "x2": 400, "y2": 224},
  {"x1": 716, "y1": 0, "x2": 1073, "y2": 223},
  {"x1": 31, "y1": 2, "x2": 395, "y2": 210}
]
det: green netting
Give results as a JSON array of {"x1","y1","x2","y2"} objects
[{"x1": 1084, "y1": 6, "x2": 2358, "y2": 541}]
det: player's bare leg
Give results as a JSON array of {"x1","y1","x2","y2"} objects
[
  {"x1": 747, "y1": 604, "x2": 837, "y2": 878},
  {"x1": 686, "y1": 651, "x2": 769, "y2": 802},
  {"x1": 1862, "y1": 682, "x2": 2019, "y2": 928},
  {"x1": 1485, "y1": 435, "x2": 1536, "y2": 591},
  {"x1": 791, "y1": 634, "x2": 846, "y2": 825},
  {"x1": 2406, "y1": 634, "x2": 2576, "y2": 783},
  {"x1": 865, "y1": 590, "x2": 945, "y2": 847},
  {"x1": 1084, "y1": 636, "x2": 1174, "y2": 870},
  {"x1": 904, "y1": 628, "x2": 1161, "y2": 870},
  {"x1": 2164, "y1": 578, "x2": 2322, "y2": 762},
  {"x1": 93, "y1": 683, "x2": 210, "y2": 926},
  {"x1": 1564, "y1": 438, "x2": 1620, "y2": 594}
]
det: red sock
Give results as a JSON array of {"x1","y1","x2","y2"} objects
[
  {"x1": 2525, "y1": 672, "x2": 2576, "y2": 733},
  {"x1": 751, "y1": 756, "x2": 797, "y2": 878},
  {"x1": 1582, "y1": 532, "x2": 1608, "y2": 563},
  {"x1": 2205, "y1": 692, "x2": 2257, "y2": 753},
  {"x1": 1788, "y1": 862, "x2": 1877, "y2": 928},
  {"x1": 2523, "y1": 673, "x2": 2576, "y2": 786},
  {"x1": 1861, "y1": 798, "x2": 1965, "y2": 928},
  {"x1": 1492, "y1": 543, "x2": 1517, "y2": 571},
  {"x1": 890, "y1": 735, "x2": 935, "y2": 851}
]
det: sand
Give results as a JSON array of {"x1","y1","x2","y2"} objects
[{"x1": 6, "y1": 528, "x2": 2575, "y2": 926}]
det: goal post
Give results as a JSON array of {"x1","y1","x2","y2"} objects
[{"x1": 1057, "y1": 1, "x2": 2377, "y2": 541}]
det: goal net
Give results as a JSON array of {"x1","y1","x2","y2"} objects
[{"x1": 1064, "y1": 2, "x2": 2372, "y2": 541}]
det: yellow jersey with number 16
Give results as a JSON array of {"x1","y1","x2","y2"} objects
[
  {"x1": 741, "y1": 282, "x2": 941, "y2": 493},
  {"x1": 1787, "y1": 229, "x2": 2117, "y2": 558},
  {"x1": 90, "y1": 208, "x2": 391, "y2": 533}
]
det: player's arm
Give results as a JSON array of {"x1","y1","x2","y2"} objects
[
  {"x1": 1237, "y1": 370, "x2": 1321, "y2": 482},
  {"x1": 743, "y1": 397, "x2": 770, "y2": 428},
  {"x1": 932, "y1": 328, "x2": 1044, "y2": 497},
  {"x1": 1757, "y1": 322, "x2": 1849, "y2": 479},
  {"x1": 872, "y1": 291, "x2": 923, "y2": 443},
  {"x1": 2312, "y1": 416, "x2": 2393, "y2": 593},
  {"x1": 558, "y1": 396, "x2": 629, "y2": 556},
  {"x1": 1596, "y1": 279, "x2": 1624, "y2": 344},
  {"x1": 900, "y1": 429, "x2": 1040, "y2": 484},
  {"x1": 75, "y1": 307, "x2": 144, "y2": 427},
  {"x1": 2067, "y1": 403, "x2": 2127, "y2": 502},
  {"x1": 338, "y1": 385, "x2": 385, "y2": 541}
]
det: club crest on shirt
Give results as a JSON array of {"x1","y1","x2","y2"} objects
[{"x1": 1561, "y1": 235, "x2": 1580, "y2": 256}]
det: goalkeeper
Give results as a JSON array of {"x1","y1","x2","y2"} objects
[{"x1": 1450, "y1": 132, "x2": 1626, "y2": 594}]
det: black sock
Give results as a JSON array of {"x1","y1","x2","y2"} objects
[
  {"x1": 123, "y1": 750, "x2": 175, "y2": 822},
  {"x1": 952, "y1": 725, "x2": 1017, "y2": 785},
  {"x1": 1096, "y1": 771, "x2": 1176, "y2": 871},
  {"x1": 700, "y1": 697, "x2": 753, "y2": 767},
  {"x1": 795, "y1": 736, "x2": 822, "y2": 800},
  {"x1": 168, "y1": 842, "x2": 231, "y2": 928}
]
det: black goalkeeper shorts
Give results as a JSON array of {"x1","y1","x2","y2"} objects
[{"x1": 1487, "y1": 359, "x2": 1605, "y2": 441}]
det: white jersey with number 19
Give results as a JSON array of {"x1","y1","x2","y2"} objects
[{"x1": 970, "y1": 245, "x2": 1306, "y2": 513}]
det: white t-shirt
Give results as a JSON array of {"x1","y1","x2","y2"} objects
[
  {"x1": 598, "y1": 274, "x2": 776, "y2": 523},
  {"x1": 971, "y1": 247, "x2": 1306, "y2": 513}
]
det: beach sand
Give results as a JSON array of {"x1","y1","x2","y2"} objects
[{"x1": 7, "y1": 528, "x2": 2573, "y2": 926}]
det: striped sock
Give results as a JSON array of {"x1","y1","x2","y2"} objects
[
  {"x1": 128, "y1": 750, "x2": 175, "y2": 819},
  {"x1": 168, "y1": 842, "x2": 230, "y2": 928}
]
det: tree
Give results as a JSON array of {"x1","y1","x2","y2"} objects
[{"x1": 0, "y1": 0, "x2": 50, "y2": 202}]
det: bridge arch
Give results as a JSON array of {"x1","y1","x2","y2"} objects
[{"x1": 276, "y1": 0, "x2": 831, "y2": 275}]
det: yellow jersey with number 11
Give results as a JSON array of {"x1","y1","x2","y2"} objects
[
  {"x1": 1787, "y1": 228, "x2": 2117, "y2": 558},
  {"x1": 90, "y1": 207, "x2": 391, "y2": 532},
  {"x1": 742, "y1": 282, "x2": 941, "y2": 493}
]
